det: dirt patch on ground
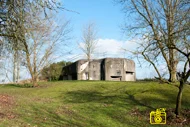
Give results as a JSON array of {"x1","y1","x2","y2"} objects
[
  {"x1": 0, "y1": 94, "x2": 16, "y2": 120},
  {"x1": 166, "y1": 108, "x2": 190, "y2": 126},
  {"x1": 0, "y1": 95, "x2": 14, "y2": 107},
  {"x1": 130, "y1": 108, "x2": 190, "y2": 126}
]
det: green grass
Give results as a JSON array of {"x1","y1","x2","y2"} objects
[{"x1": 0, "y1": 81, "x2": 189, "y2": 127}]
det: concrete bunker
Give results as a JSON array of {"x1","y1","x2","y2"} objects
[{"x1": 60, "y1": 58, "x2": 136, "y2": 81}]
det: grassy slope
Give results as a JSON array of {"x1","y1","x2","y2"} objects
[{"x1": 0, "y1": 81, "x2": 189, "y2": 127}]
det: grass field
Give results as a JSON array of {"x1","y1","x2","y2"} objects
[{"x1": 0, "y1": 81, "x2": 189, "y2": 127}]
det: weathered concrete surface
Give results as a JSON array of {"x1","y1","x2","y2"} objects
[
  {"x1": 76, "y1": 59, "x2": 102, "y2": 80},
  {"x1": 104, "y1": 58, "x2": 135, "y2": 81},
  {"x1": 124, "y1": 59, "x2": 136, "y2": 81},
  {"x1": 61, "y1": 58, "x2": 136, "y2": 81},
  {"x1": 104, "y1": 58, "x2": 124, "y2": 81}
]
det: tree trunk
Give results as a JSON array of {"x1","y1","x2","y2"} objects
[
  {"x1": 32, "y1": 40, "x2": 38, "y2": 87},
  {"x1": 23, "y1": 40, "x2": 37, "y2": 87},
  {"x1": 175, "y1": 81, "x2": 184, "y2": 116},
  {"x1": 13, "y1": 50, "x2": 16, "y2": 83},
  {"x1": 16, "y1": 50, "x2": 20, "y2": 83},
  {"x1": 88, "y1": 61, "x2": 91, "y2": 80},
  {"x1": 87, "y1": 54, "x2": 90, "y2": 80},
  {"x1": 32, "y1": 75, "x2": 38, "y2": 87},
  {"x1": 17, "y1": 58, "x2": 20, "y2": 83},
  {"x1": 168, "y1": 49, "x2": 177, "y2": 82},
  {"x1": 169, "y1": 68, "x2": 177, "y2": 82}
]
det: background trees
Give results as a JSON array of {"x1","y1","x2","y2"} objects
[
  {"x1": 40, "y1": 61, "x2": 72, "y2": 81},
  {"x1": 117, "y1": 0, "x2": 189, "y2": 116},
  {"x1": 0, "y1": 0, "x2": 70, "y2": 86}
]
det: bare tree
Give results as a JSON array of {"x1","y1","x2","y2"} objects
[
  {"x1": 21, "y1": 9, "x2": 70, "y2": 86},
  {"x1": 79, "y1": 23, "x2": 98, "y2": 80},
  {"x1": 0, "y1": 0, "x2": 71, "y2": 40},
  {"x1": 0, "y1": 0, "x2": 71, "y2": 85},
  {"x1": 117, "y1": 0, "x2": 190, "y2": 115},
  {"x1": 0, "y1": 0, "x2": 66, "y2": 67},
  {"x1": 117, "y1": 0, "x2": 189, "y2": 82},
  {"x1": 80, "y1": 23, "x2": 98, "y2": 61}
]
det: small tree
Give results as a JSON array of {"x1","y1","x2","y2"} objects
[
  {"x1": 79, "y1": 23, "x2": 98, "y2": 80},
  {"x1": 80, "y1": 23, "x2": 98, "y2": 61}
]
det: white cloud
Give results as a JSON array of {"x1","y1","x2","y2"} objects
[
  {"x1": 76, "y1": 38, "x2": 139, "y2": 59},
  {"x1": 62, "y1": 38, "x2": 139, "y2": 62},
  {"x1": 96, "y1": 39, "x2": 123, "y2": 54},
  {"x1": 95, "y1": 38, "x2": 139, "y2": 58}
]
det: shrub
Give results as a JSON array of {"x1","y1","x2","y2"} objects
[{"x1": 40, "y1": 61, "x2": 72, "y2": 81}]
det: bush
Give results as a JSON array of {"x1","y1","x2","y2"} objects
[{"x1": 40, "y1": 61, "x2": 72, "y2": 81}]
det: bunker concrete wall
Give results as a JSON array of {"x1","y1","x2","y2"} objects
[
  {"x1": 104, "y1": 58, "x2": 124, "y2": 81},
  {"x1": 77, "y1": 60, "x2": 101, "y2": 80},
  {"x1": 124, "y1": 59, "x2": 136, "y2": 81},
  {"x1": 61, "y1": 58, "x2": 136, "y2": 81}
]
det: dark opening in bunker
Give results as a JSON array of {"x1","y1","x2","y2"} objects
[
  {"x1": 126, "y1": 71, "x2": 133, "y2": 75},
  {"x1": 85, "y1": 72, "x2": 89, "y2": 80},
  {"x1": 110, "y1": 76, "x2": 122, "y2": 81}
]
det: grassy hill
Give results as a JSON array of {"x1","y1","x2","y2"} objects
[{"x1": 0, "y1": 81, "x2": 189, "y2": 127}]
